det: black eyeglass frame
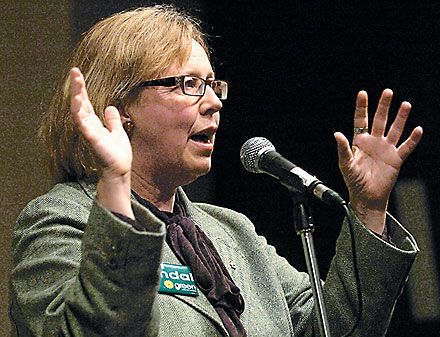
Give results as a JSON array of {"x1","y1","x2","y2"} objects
[{"x1": 137, "y1": 75, "x2": 228, "y2": 100}]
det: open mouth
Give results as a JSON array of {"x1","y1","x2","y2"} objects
[{"x1": 190, "y1": 134, "x2": 212, "y2": 143}]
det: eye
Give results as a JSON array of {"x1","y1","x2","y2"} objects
[
  {"x1": 211, "y1": 80, "x2": 220, "y2": 91},
  {"x1": 184, "y1": 77, "x2": 203, "y2": 91}
]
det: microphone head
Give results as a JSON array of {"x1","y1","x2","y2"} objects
[{"x1": 240, "y1": 137, "x2": 276, "y2": 173}]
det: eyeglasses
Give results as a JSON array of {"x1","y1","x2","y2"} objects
[{"x1": 137, "y1": 75, "x2": 228, "y2": 100}]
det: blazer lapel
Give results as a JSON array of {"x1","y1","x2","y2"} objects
[{"x1": 161, "y1": 244, "x2": 227, "y2": 334}]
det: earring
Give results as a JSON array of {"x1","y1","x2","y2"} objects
[{"x1": 123, "y1": 121, "x2": 134, "y2": 136}]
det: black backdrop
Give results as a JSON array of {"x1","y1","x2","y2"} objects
[{"x1": 73, "y1": 1, "x2": 440, "y2": 335}]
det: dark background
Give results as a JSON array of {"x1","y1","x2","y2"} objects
[{"x1": 73, "y1": 1, "x2": 440, "y2": 335}]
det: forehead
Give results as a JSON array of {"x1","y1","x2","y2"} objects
[{"x1": 169, "y1": 40, "x2": 214, "y2": 78}]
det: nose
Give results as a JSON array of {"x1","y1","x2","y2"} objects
[{"x1": 200, "y1": 85, "x2": 223, "y2": 116}]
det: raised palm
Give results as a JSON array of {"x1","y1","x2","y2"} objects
[
  {"x1": 69, "y1": 67, "x2": 132, "y2": 178},
  {"x1": 335, "y1": 89, "x2": 423, "y2": 212}
]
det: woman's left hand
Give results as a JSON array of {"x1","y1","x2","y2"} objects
[{"x1": 334, "y1": 89, "x2": 423, "y2": 234}]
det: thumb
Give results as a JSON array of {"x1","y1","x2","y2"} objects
[
  {"x1": 334, "y1": 132, "x2": 352, "y2": 170},
  {"x1": 104, "y1": 106, "x2": 124, "y2": 132}
]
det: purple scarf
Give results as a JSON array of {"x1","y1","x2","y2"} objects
[{"x1": 133, "y1": 193, "x2": 247, "y2": 337}]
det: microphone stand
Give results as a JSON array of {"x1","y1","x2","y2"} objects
[{"x1": 290, "y1": 190, "x2": 331, "y2": 337}]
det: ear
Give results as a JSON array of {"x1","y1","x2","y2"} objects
[
  {"x1": 115, "y1": 99, "x2": 132, "y2": 124},
  {"x1": 120, "y1": 114, "x2": 132, "y2": 125}
]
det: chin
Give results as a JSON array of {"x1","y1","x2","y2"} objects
[
  {"x1": 193, "y1": 164, "x2": 211, "y2": 179},
  {"x1": 181, "y1": 163, "x2": 211, "y2": 185}
]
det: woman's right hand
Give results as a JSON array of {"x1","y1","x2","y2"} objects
[{"x1": 70, "y1": 67, "x2": 135, "y2": 219}]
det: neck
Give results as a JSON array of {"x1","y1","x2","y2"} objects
[{"x1": 131, "y1": 169, "x2": 177, "y2": 212}]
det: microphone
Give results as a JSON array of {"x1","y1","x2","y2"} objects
[{"x1": 240, "y1": 137, "x2": 346, "y2": 207}]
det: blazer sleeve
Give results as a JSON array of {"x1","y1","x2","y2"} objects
[
  {"x1": 274, "y1": 207, "x2": 418, "y2": 337},
  {"x1": 321, "y1": 208, "x2": 418, "y2": 336},
  {"x1": 9, "y1": 184, "x2": 166, "y2": 337}
]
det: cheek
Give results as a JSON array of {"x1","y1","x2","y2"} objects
[
  {"x1": 165, "y1": 102, "x2": 199, "y2": 134},
  {"x1": 141, "y1": 112, "x2": 198, "y2": 154},
  {"x1": 130, "y1": 93, "x2": 199, "y2": 141}
]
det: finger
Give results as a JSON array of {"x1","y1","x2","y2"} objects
[
  {"x1": 371, "y1": 88, "x2": 392, "y2": 137},
  {"x1": 70, "y1": 67, "x2": 87, "y2": 102},
  {"x1": 334, "y1": 132, "x2": 353, "y2": 170},
  {"x1": 70, "y1": 68, "x2": 84, "y2": 118},
  {"x1": 70, "y1": 68, "x2": 105, "y2": 145},
  {"x1": 386, "y1": 101, "x2": 411, "y2": 146},
  {"x1": 104, "y1": 106, "x2": 124, "y2": 132},
  {"x1": 353, "y1": 90, "x2": 369, "y2": 132},
  {"x1": 70, "y1": 68, "x2": 95, "y2": 122},
  {"x1": 397, "y1": 126, "x2": 423, "y2": 161}
]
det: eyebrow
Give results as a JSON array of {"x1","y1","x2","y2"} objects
[{"x1": 184, "y1": 70, "x2": 215, "y2": 79}]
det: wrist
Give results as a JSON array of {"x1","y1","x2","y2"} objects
[
  {"x1": 349, "y1": 199, "x2": 387, "y2": 235},
  {"x1": 96, "y1": 171, "x2": 135, "y2": 220}
]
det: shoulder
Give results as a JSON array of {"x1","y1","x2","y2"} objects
[
  {"x1": 187, "y1": 201, "x2": 262, "y2": 251},
  {"x1": 177, "y1": 187, "x2": 255, "y2": 231},
  {"x1": 16, "y1": 180, "x2": 96, "y2": 227},
  {"x1": 24, "y1": 180, "x2": 94, "y2": 208},
  {"x1": 12, "y1": 181, "x2": 96, "y2": 260},
  {"x1": 193, "y1": 202, "x2": 253, "y2": 226}
]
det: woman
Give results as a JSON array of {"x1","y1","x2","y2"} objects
[{"x1": 9, "y1": 4, "x2": 423, "y2": 337}]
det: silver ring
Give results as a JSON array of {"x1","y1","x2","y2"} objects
[{"x1": 354, "y1": 127, "x2": 369, "y2": 134}]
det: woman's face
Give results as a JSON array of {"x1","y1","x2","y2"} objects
[{"x1": 128, "y1": 40, "x2": 223, "y2": 187}]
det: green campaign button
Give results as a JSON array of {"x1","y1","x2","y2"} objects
[{"x1": 159, "y1": 263, "x2": 199, "y2": 296}]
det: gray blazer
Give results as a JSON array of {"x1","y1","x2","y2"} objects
[{"x1": 9, "y1": 180, "x2": 418, "y2": 336}]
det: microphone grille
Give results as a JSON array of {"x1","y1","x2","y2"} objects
[{"x1": 240, "y1": 137, "x2": 276, "y2": 173}]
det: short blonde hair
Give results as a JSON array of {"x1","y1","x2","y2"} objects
[{"x1": 40, "y1": 5, "x2": 209, "y2": 183}]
